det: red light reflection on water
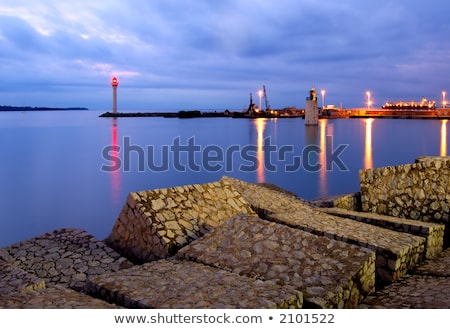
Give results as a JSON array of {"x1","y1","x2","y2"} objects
[{"x1": 111, "y1": 119, "x2": 121, "y2": 205}]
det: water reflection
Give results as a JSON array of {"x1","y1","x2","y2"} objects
[
  {"x1": 441, "y1": 120, "x2": 448, "y2": 157},
  {"x1": 304, "y1": 124, "x2": 319, "y2": 145},
  {"x1": 304, "y1": 120, "x2": 327, "y2": 196},
  {"x1": 319, "y1": 120, "x2": 327, "y2": 196},
  {"x1": 110, "y1": 118, "x2": 121, "y2": 205},
  {"x1": 364, "y1": 118, "x2": 374, "y2": 169},
  {"x1": 254, "y1": 118, "x2": 267, "y2": 183}
]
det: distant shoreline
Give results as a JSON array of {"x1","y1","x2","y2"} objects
[{"x1": 0, "y1": 106, "x2": 88, "y2": 112}]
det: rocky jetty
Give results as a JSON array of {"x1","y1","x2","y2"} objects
[
  {"x1": 0, "y1": 156, "x2": 448, "y2": 309},
  {"x1": 105, "y1": 180, "x2": 255, "y2": 263},
  {"x1": 0, "y1": 229, "x2": 131, "y2": 308},
  {"x1": 360, "y1": 156, "x2": 450, "y2": 246},
  {"x1": 177, "y1": 214, "x2": 375, "y2": 308}
]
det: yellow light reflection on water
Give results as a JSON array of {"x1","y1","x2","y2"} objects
[
  {"x1": 364, "y1": 118, "x2": 374, "y2": 169},
  {"x1": 319, "y1": 119, "x2": 327, "y2": 196},
  {"x1": 441, "y1": 119, "x2": 448, "y2": 157},
  {"x1": 254, "y1": 118, "x2": 267, "y2": 183}
]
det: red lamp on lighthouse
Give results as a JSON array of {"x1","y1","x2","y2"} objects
[{"x1": 111, "y1": 77, "x2": 119, "y2": 113}]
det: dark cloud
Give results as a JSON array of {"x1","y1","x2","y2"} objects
[{"x1": 0, "y1": 0, "x2": 449, "y2": 110}]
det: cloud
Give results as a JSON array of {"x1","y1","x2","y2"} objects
[{"x1": 0, "y1": 0, "x2": 449, "y2": 109}]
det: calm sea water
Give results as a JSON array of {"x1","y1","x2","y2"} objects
[{"x1": 0, "y1": 110, "x2": 448, "y2": 247}]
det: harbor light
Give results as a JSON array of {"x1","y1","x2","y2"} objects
[
  {"x1": 321, "y1": 89, "x2": 325, "y2": 110},
  {"x1": 366, "y1": 91, "x2": 372, "y2": 110},
  {"x1": 258, "y1": 89, "x2": 263, "y2": 111},
  {"x1": 111, "y1": 77, "x2": 119, "y2": 113},
  {"x1": 442, "y1": 91, "x2": 447, "y2": 108}
]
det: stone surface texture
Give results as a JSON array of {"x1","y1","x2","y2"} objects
[
  {"x1": 0, "y1": 228, "x2": 132, "y2": 292},
  {"x1": 1, "y1": 284, "x2": 121, "y2": 309},
  {"x1": 360, "y1": 249, "x2": 450, "y2": 308},
  {"x1": 177, "y1": 215, "x2": 376, "y2": 309},
  {"x1": 320, "y1": 207, "x2": 444, "y2": 259},
  {"x1": 86, "y1": 259, "x2": 303, "y2": 309},
  {"x1": 0, "y1": 229, "x2": 130, "y2": 308},
  {"x1": 105, "y1": 180, "x2": 255, "y2": 263},
  {"x1": 359, "y1": 156, "x2": 450, "y2": 245},
  {"x1": 222, "y1": 176, "x2": 426, "y2": 286},
  {"x1": 310, "y1": 192, "x2": 362, "y2": 211}
]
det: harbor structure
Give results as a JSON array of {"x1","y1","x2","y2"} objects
[
  {"x1": 111, "y1": 77, "x2": 119, "y2": 113},
  {"x1": 382, "y1": 97, "x2": 436, "y2": 110},
  {"x1": 305, "y1": 87, "x2": 319, "y2": 125}
]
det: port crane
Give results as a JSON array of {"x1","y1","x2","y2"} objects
[
  {"x1": 263, "y1": 85, "x2": 270, "y2": 111},
  {"x1": 240, "y1": 85, "x2": 272, "y2": 117}
]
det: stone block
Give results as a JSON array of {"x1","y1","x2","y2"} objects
[
  {"x1": 319, "y1": 207, "x2": 445, "y2": 259},
  {"x1": 0, "y1": 260, "x2": 45, "y2": 295},
  {"x1": 1, "y1": 228, "x2": 132, "y2": 291},
  {"x1": 0, "y1": 284, "x2": 121, "y2": 309},
  {"x1": 221, "y1": 176, "x2": 310, "y2": 214},
  {"x1": 0, "y1": 258, "x2": 120, "y2": 309},
  {"x1": 221, "y1": 176, "x2": 425, "y2": 287},
  {"x1": 177, "y1": 215, "x2": 376, "y2": 309},
  {"x1": 86, "y1": 259, "x2": 303, "y2": 309},
  {"x1": 359, "y1": 157, "x2": 450, "y2": 247},
  {"x1": 310, "y1": 192, "x2": 362, "y2": 211},
  {"x1": 359, "y1": 275, "x2": 450, "y2": 309},
  {"x1": 106, "y1": 180, "x2": 256, "y2": 263},
  {"x1": 267, "y1": 211, "x2": 425, "y2": 287}
]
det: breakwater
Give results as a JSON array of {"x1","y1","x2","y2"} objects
[
  {"x1": 99, "y1": 108, "x2": 450, "y2": 119},
  {"x1": 0, "y1": 156, "x2": 449, "y2": 308},
  {"x1": 360, "y1": 156, "x2": 450, "y2": 247},
  {"x1": 98, "y1": 109, "x2": 303, "y2": 118},
  {"x1": 99, "y1": 110, "x2": 230, "y2": 118}
]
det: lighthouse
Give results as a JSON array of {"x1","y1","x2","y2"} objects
[
  {"x1": 305, "y1": 86, "x2": 319, "y2": 125},
  {"x1": 111, "y1": 77, "x2": 119, "y2": 113}
]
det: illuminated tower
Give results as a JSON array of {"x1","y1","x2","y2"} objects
[
  {"x1": 305, "y1": 86, "x2": 319, "y2": 125},
  {"x1": 111, "y1": 77, "x2": 119, "y2": 113}
]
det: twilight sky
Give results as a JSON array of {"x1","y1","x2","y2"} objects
[{"x1": 1, "y1": 0, "x2": 450, "y2": 111}]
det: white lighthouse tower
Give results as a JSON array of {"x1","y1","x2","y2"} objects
[{"x1": 111, "y1": 76, "x2": 119, "y2": 113}]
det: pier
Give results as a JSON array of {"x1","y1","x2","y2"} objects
[
  {"x1": 99, "y1": 108, "x2": 450, "y2": 120},
  {"x1": 99, "y1": 109, "x2": 305, "y2": 118}
]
